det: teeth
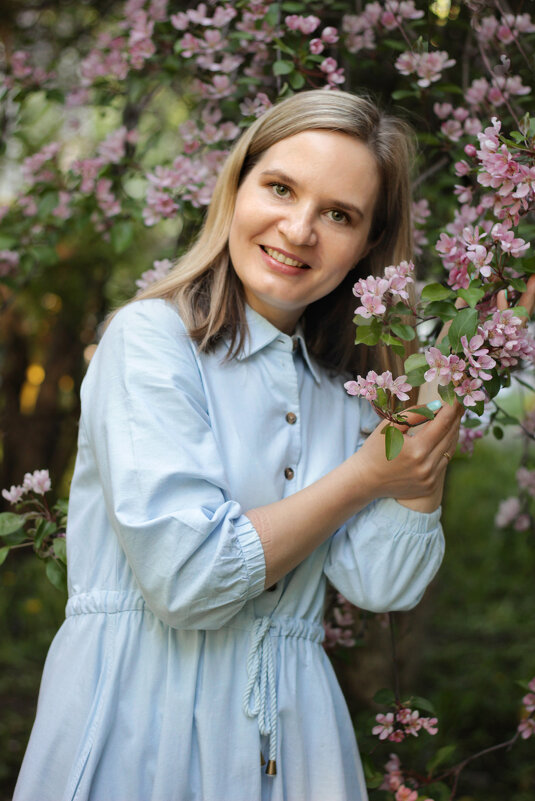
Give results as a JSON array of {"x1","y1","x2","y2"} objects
[{"x1": 264, "y1": 246, "x2": 306, "y2": 268}]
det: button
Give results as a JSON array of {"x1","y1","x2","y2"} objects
[
  {"x1": 285, "y1": 412, "x2": 297, "y2": 425},
  {"x1": 284, "y1": 467, "x2": 294, "y2": 480}
]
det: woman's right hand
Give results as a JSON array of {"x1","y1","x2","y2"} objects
[{"x1": 351, "y1": 401, "x2": 463, "y2": 513}]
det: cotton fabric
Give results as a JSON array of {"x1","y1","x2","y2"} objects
[{"x1": 15, "y1": 299, "x2": 445, "y2": 801}]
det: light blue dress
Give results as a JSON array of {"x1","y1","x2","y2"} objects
[{"x1": 14, "y1": 299, "x2": 444, "y2": 801}]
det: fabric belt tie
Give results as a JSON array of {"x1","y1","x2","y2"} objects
[{"x1": 242, "y1": 615, "x2": 325, "y2": 777}]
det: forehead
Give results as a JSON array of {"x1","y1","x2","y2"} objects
[{"x1": 250, "y1": 129, "x2": 380, "y2": 209}]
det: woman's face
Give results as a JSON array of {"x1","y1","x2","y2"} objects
[{"x1": 228, "y1": 129, "x2": 380, "y2": 333}]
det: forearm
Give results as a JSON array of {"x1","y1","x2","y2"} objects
[{"x1": 246, "y1": 455, "x2": 374, "y2": 589}]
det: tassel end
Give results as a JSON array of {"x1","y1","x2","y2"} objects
[{"x1": 266, "y1": 759, "x2": 277, "y2": 776}]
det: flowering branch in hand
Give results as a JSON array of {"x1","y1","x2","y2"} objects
[{"x1": 1, "y1": 470, "x2": 67, "y2": 593}]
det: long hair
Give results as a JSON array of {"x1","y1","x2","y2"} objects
[{"x1": 135, "y1": 90, "x2": 415, "y2": 375}]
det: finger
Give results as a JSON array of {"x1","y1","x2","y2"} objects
[
  {"x1": 497, "y1": 288, "x2": 507, "y2": 311},
  {"x1": 519, "y1": 274, "x2": 535, "y2": 318}
]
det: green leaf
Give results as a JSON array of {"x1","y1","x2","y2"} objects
[
  {"x1": 28, "y1": 245, "x2": 58, "y2": 267},
  {"x1": 391, "y1": 89, "x2": 419, "y2": 100},
  {"x1": 493, "y1": 425, "x2": 504, "y2": 440},
  {"x1": 390, "y1": 322, "x2": 416, "y2": 341},
  {"x1": 54, "y1": 498, "x2": 69, "y2": 516},
  {"x1": 273, "y1": 60, "x2": 294, "y2": 76},
  {"x1": 438, "y1": 382, "x2": 456, "y2": 406},
  {"x1": 373, "y1": 688, "x2": 396, "y2": 706},
  {"x1": 37, "y1": 191, "x2": 59, "y2": 218},
  {"x1": 383, "y1": 38, "x2": 407, "y2": 51},
  {"x1": 33, "y1": 519, "x2": 57, "y2": 551},
  {"x1": 458, "y1": 286, "x2": 485, "y2": 308},
  {"x1": 410, "y1": 694, "x2": 436, "y2": 714},
  {"x1": 425, "y1": 300, "x2": 457, "y2": 321},
  {"x1": 417, "y1": 132, "x2": 441, "y2": 146},
  {"x1": 289, "y1": 71, "x2": 306, "y2": 90},
  {"x1": 53, "y1": 536, "x2": 67, "y2": 563},
  {"x1": 45, "y1": 558, "x2": 68, "y2": 594},
  {"x1": 448, "y1": 307, "x2": 478, "y2": 352},
  {"x1": 404, "y1": 352, "x2": 428, "y2": 373},
  {"x1": 281, "y1": 0, "x2": 305, "y2": 10},
  {"x1": 0, "y1": 546, "x2": 10, "y2": 566},
  {"x1": 111, "y1": 220, "x2": 134, "y2": 255},
  {"x1": 355, "y1": 320, "x2": 382, "y2": 346},
  {"x1": 385, "y1": 425, "x2": 404, "y2": 461},
  {"x1": 484, "y1": 372, "x2": 502, "y2": 399},
  {"x1": 0, "y1": 512, "x2": 25, "y2": 538},
  {"x1": 463, "y1": 418, "x2": 481, "y2": 428},
  {"x1": 353, "y1": 314, "x2": 373, "y2": 326},
  {"x1": 405, "y1": 367, "x2": 426, "y2": 387},
  {"x1": 509, "y1": 277, "x2": 528, "y2": 293},
  {"x1": 379, "y1": 333, "x2": 406, "y2": 357},
  {"x1": 421, "y1": 283, "x2": 455, "y2": 302},
  {"x1": 0, "y1": 234, "x2": 17, "y2": 249},
  {"x1": 410, "y1": 406, "x2": 435, "y2": 420},
  {"x1": 426, "y1": 744, "x2": 457, "y2": 776}
]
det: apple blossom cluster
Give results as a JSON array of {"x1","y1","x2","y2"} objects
[
  {"x1": 342, "y1": 1, "x2": 423, "y2": 55},
  {"x1": 473, "y1": 12, "x2": 535, "y2": 45},
  {"x1": 518, "y1": 678, "x2": 535, "y2": 740},
  {"x1": 135, "y1": 258, "x2": 173, "y2": 291},
  {"x1": 322, "y1": 593, "x2": 357, "y2": 651},
  {"x1": 352, "y1": 259, "x2": 415, "y2": 318},
  {"x1": 395, "y1": 50, "x2": 456, "y2": 89},
  {"x1": 345, "y1": 371, "x2": 412, "y2": 404},
  {"x1": 381, "y1": 754, "x2": 436, "y2": 801},
  {"x1": 373, "y1": 704, "x2": 438, "y2": 743},
  {"x1": 2, "y1": 469, "x2": 52, "y2": 504}
]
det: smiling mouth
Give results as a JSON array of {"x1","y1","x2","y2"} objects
[{"x1": 261, "y1": 245, "x2": 310, "y2": 269}]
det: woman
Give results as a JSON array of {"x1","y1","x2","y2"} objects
[{"x1": 15, "y1": 90, "x2": 462, "y2": 801}]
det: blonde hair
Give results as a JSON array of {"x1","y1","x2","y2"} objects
[{"x1": 135, "y1": 90, "x2": 415, "y2": 374}]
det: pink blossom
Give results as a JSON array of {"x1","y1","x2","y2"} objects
[
  {"x1": 518, "y1": 718, "x2": 535, "y2": 739},
  {"x1": 96, "y1": 179, "x2": 121, "y2": 217},
  {"x1": 53, "y1": 191, "x2": 72, "y2": 221},
  {"x1": 434, "y1": 102, "x2": 453, "y2": 119},
  {"x1": 97, "y1": 126, "x2": 128, "y2": 164},
  {"x1": 459, "y1": 426, "x2": 484, "y2": 455},
  {"x1": 514, "y1": 514, "x2": 531, "y2": 532},
  {"x1": 309, "y1": 38, "x2": 324, "y2": 54},
  {"x1": 454, "y1": 377, "x2": 486, "y2": 407},
  {"x1": 128, "y1": 11, "x2": 155, "y2": 69},
  {"x1": 495, "y1": 496, "x2": 522, "y2": 528},
  {"x1": 516, "y1": 468, "x2": 535, "y2": 498},
  {"x1": 420, "y1": 716, "x2": 439, "y2": 735},
  {"x1": 441, "y1": 119, "x2": 463, "y2": 142},
  {"x1": 19, "y1": 196, "x2": 38, "y2": 217},
  {"x1": 239, "y1": 93, "x2": 272, "y2": 118},
  {"x1": 0, "y1": 250, "x2": 20, "y2": 277},
  {"x1": 285, "y1": 14, "x2": 320, "y2": 35},
  {"x1": 2, "y1": 484, "x2": 25, "y2": 504},
  {"x1": 22, "y1": 469, "x2": 51, "y2": 495},
  {"x1": 380, "y1": 753, "x2": 403, "y2": 792},
  {"x1": 523, "y1": 693, "x2": 535, "y2": 713},
  {"x1": 396, "y1": 785, "x2": 418, "y2": 801},
  {"x1": 373, "y1": 712, "x2": 395, "y2": 740},
  {"x1": 136, "y1": 259, "x2": 174, "y2": 291},
  {"x1": 322, "y1": 26, "x2": 339, "y2": 43},
  {"x1": 395, "y1": 51, "x2": 419, "y2": 76},
  {"x1": 384, "y1": 260, "x2": 414, "y2": 300},
  {"x1": 71, "y1": 157, "x2": 106, "y2": 194}
]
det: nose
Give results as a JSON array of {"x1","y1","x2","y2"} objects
[{"x1": 277, "y1": 203, "x2": 317, "y2": 247}]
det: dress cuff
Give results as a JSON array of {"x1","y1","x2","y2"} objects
[
  {"x1": 374, "y1": 497, "x2": 442, "y2": 535},
  {"x1": 235, "y1": 517, "x2": 266, "y2": 599}
]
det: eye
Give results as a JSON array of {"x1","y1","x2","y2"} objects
[
  {"x1": 269, "y1": 182, "x2": 291, "y2": 199},
  {"x1": 326, "y1": 209, "x2": 349, "y2": 224}
]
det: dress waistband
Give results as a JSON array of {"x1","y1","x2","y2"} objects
[{"x1": 66, "y1": 590, "x2": 146, "y2": 616}]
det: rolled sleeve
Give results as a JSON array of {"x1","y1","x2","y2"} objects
[
  {"x1": 324, "y1": 497, "x2": 444, "y2": 613},
  {"x1": 80, "y1": 299, "x2": 266, "y2": 629}
]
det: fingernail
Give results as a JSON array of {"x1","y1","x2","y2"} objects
[{"x1": 426, "y1": 400, "x2": 442, "y2": 411}]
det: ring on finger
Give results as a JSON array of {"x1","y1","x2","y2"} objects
[{"x1": 443, "y1": 450, "x2": 451, "y2": 462}]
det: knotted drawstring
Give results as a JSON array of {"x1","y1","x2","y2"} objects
[{"x1": 242, "y1": 616, "x2": 278, "y2": 775}]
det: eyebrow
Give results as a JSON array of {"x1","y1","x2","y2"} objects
[{"x1": 259, "y1": 168, "x2": 364, "y2": 219}]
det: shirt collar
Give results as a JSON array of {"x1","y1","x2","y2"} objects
[{"x1": 230, "y1": 305, "x2": 322, "y2": 384}]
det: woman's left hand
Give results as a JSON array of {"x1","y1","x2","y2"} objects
[{"x1": 497, "y1": 273, "x2": 535, "y2": 317}]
